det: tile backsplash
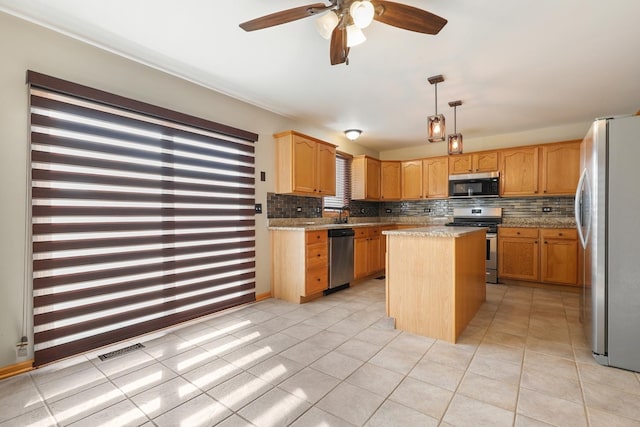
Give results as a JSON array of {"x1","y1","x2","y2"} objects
[{"x1": 266, "y1": 192, "x2": 573, "y2": 219}]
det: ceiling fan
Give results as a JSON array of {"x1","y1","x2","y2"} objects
[{"x1": 239, "y1": 0, "x2": 447, "y2": 65}]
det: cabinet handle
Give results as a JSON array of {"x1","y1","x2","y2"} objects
[
  {"x1": 516, "y1": 232, "x2": 520, "y2": 235},
  {"x1": 317, "y1": 254, "x2": 321, "y2": 257},
  {"x1": 544, "y1": 241, "x2": 548, "y2": 244},
  {"x1": 559, "y1": 232, "x2": 563, "y2": 236}
]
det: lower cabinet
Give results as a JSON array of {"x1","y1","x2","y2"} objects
[
  {"x1": 354, "y1": 226, "x2": 383, "y2": 279},
  {"x1": 498, "y1": 227, "x2": 578, "y2": 286},
  {"x1": 271, "y1": 229, "x2": 328, "y2": 303}
]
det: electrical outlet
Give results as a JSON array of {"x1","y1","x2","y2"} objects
[
  {"x1": 542, "y1": 207, "x2": 552, "y2": 213},
  {"x1": 315, "y1": 207, "x2": 321, "y2": 214},
  {"x1": 424, "y1": 208, "x2": 431, "y2": 213},
  {"x1": 360, "y1": 208, "x2": 366, "y2": 214},
  {"x1": 260, "y1": 171, "x2": 266, "y2": 182},
  {"x1": 254, "y1": 203, "x2": 262, "y2": 214},
  {"x1": 296, "y1": 207, "x2": 302, "y2": 212},
  {"x1": 385, "y1": 209, "x2": 392, "y2": 214}
]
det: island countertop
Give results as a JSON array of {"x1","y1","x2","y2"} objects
[{"x1": 383, "y1": 226, "x2": 486, "y2": 238}]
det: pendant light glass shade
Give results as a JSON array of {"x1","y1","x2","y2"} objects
[
  {"x1": 315, "y1": 11, "x2": 339, "y2": 40},
  {"x1": 447, "y1": 100, "x2": 463, "y2": 154},
  {"x1": 448, "y1": 133, "x2": 463, "y2": 154},
  {"x1": 427, "y1": 114, "x2": 446, "y2": 142},
  {"x1": 350, "y1": 1, "x2": 375, "y2": 28},
  {"x1": 346, "y1": 25, "x2": 366, "y2": 47},
  {"x1": 427, "y1": 75, "x2": 445, "y2": 143}
]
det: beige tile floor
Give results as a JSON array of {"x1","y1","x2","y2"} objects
[{"x1": 1, "y1": 279, "x2": 639, "y2": 426}]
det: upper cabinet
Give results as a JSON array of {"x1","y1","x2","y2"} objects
[
  {"x1": 539, "y1": 141, "x2": 581, "y2": 195},
  {"x1": 380, "y1": 161, "x2": 401, "y2": 200},
  {"x1": 352, "y1": 155, "x2": 381, "y2": 200},
  {"x1": 449, "y1": 151, "x2": 499, "y2": 175},
  {"x1": 274, "y1": 130, "x2": 336, "y2": 197},
  {"x1": 500, "y1": 146, "x2": 539, "y2": 196},
  {"x1": 401, "y1": 160, "x2": 423, "y2": 200},
  {"x1": 423, "y1": 157, "x2": 449, "y2": 199}
]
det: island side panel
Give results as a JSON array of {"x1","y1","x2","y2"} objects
[
  {"x1": 453, "y1": 231, "x2": 487, "y2": 339},
  {"x1": 386, "y1": 234, "x2": 456, "y2": 341},
  {"x1": 270, "y1": 230, "x2": 306, "y2": 303}
]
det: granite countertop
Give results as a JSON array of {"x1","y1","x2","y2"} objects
[
  {"x1": 500, "y1": 218, "x2": 577, "y2": 229},
  {"x1": 383, "y1": 226, "x2": 486, "y2": 238},
  {"x1": 268, "y1": 222, "x2": 398, "y2": 231}
]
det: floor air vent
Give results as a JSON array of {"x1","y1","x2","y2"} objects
[{"x1": 98, "y1": 343, "x2": 145, "y2": 361}]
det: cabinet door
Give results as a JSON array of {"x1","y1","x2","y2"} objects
[
  {"x1": 541, "y1": 239, "x2": 578, "y2": 285},
  {"x1": 367, "y1": 236, "x2": 382, "y2": 274},
  {"x1": 292, "y1": 136, "x2": 317, "y2": 194},
  {"x1": 449, "y1": 154, "x2": 473, "y2": 174},
  {"x1": 474, "y1": 152, "x2": 499, "y2": 172},
  {"x1": 366, "y1": 157, "x2": 381, "y2": 200},
  {"x1": 500, "y1": 147, "x2": 539, "y2": 196},
  {"x1": 380, "y1": 161, "x2": 401, "y2": 200},
  {"x1": 354, "y1": 237, "x2": 368, "y2": 279},
  {"x1": 379, "y1": 226, "x2": 394, "y2": 271},
  {"x1": 540, "y1": 141, "x2": 580, "y2": 195},
  {"x1": 401, "y1": 160, "x2": 423, "y2": 200},
  {"x1": 498, "y1": 236, "x2": 539, "y2": 281},
  {"x1": 423, "y1": 157, "x2": 449, "y2": 198},
  {"x1": 316, "y1": 143, "x2": 336, "y2": 196},
  {"x1": 305, "y1": 266, "x2": 328, "y2": 296}
]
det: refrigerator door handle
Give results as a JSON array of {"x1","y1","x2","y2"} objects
[{"x1": 575, "y1": 168, "x2": 589, "y2": 249}]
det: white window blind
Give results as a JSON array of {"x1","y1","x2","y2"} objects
[
  {"x1": 324, "y1": 153, "x2": 351, "y2": 209},
  {"x1": 28, "y1": 71, "x2": 258, "y2": 366}
]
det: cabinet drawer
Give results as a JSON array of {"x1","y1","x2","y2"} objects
[
  {"x1": 306, "y1": 242, "x2": 328, "y2": 268},
  {"x1": 540, "y1": 228, "x2": 577, "y2": 240},
  {"x1": 499, "y1": 227, "x2": 539, "y2": 238},
  {"x1": 368, "y1": 227, "x2": 381, "y2": 237},
  {"x1": 306, "y1": 230, "x2": 328, "y2": 244},
  {"x1": 354, "y1": 228, "x2": 369, "y2": 239},
  {"x1": 305, "y1": 266, "x2": 328, "y2": 295}
]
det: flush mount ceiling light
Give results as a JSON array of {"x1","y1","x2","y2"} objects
[
  {"x1": 344, "y1": 129, "x2": 362, "y2": 140},
  {"x1": 239, "y1": 1, "x2": 448, "y2": 66},
  {"x1": 427, "y1": 74, "x2": 446, "y2": 143},
  {"x1": 447, "y1": 100, "x2": 463, "y2": 155}
]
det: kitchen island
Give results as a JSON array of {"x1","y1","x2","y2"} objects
[{"x1": 383, "y1": 226, "x2": 486, "y2": 343}]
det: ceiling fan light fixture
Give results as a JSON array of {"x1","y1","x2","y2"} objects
[
  {"x1": 344, "y1": 129, "x2": 362, "y2": 140},
  {"x1": 427, "y1": 74, "x2": 446, "y2": 142},
  {"x1": 447, "y1": 100, "x2": 463, "y2": 154},
  {"x1": 315, "y1": 11, "x2": 339, "y2": 40},
  {"x1": 350, "y1": 0, "x2": 375, "y2": 29},
  {"x1": 346, "y1": 24, "x2": 366, "y2": 47}
]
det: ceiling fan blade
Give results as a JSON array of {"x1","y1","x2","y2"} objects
[
  {"x1": 330, "y1": 25, "x2": 349, "y2": 65},
  {"x1": 373, "y1": 0, "x2": 447, "y2": 35},
  {"x1": 240, "y1": 3, "x2": 330, "y2": 32}
]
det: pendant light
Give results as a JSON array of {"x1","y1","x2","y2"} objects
[
  {"x1": 447, "y1": 100, "x2": 463, "y2": 155},
  {"x1": 427, "y1": 75, "x2": 445, "y2": 142}
]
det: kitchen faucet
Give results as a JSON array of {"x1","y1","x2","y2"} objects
[{"x1": 337, "y1": 205, "x2": 350, "y2": 224}]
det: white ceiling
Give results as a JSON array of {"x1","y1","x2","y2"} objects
[{"x1": 2, "y1": 0, "x2": 639, "y2": 151}]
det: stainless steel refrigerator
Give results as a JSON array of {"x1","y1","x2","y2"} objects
[{"x1": 575, "y1": 114, "x2": 640, "y2": 372}]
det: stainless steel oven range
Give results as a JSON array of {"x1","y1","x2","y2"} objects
[{"x1": 446, "y1": 207, "x2": 502, "y2": 283}]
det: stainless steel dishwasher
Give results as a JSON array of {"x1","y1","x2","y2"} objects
[{"x1": 327, "y1": 228, "x2": 354, "y2": 293}]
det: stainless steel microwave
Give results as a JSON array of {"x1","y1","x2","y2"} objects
[{"x1": 448, "y1": 171, "x2": 500, "y2": 198}]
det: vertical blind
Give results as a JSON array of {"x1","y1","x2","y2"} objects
[
  {"x1": 324, "y1": 153, "x2": 352, "y2": 209},
  {"x1": 28, "y1": 71, "x2": 258, "y2": 366}
]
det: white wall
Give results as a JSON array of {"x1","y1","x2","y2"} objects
[{"x1": 0, "y1": 11, "x2": 378, "y2": 368}]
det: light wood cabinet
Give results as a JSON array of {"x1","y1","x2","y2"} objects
[
  {"x1": 271, "y1": 229, "x2": 328, "y2": 303},
  {"x1": 449, "y1": 151, "x2": 499, "y2": 175},
  {"x1": 540, "y1": 229, "x2": 578, "y2": 286},
  {"x1": 498, "y1": 227, "x2": 540, "y2": 281},
  {"x1": 401, "y1": 160, "x2": 423, "y2": 200},
  {"x1": 352, "y1": 155, "x2": 381, "y2": 200},
  {"x1": 498, "y1": 227, "x2": 578, "y2": 286},
  {"x1": 500, "y1": 147, "x2": 539, "y2": 196},
  {"x1": 274, "y1": 130, "x2": 336, "y2": 197},
  {"x1": 423, "y1": 156, "x2": 449, "y2": 199},
  {"x1": 540, "y1": 141, "x2": 581, "y2": 195},
  {"x1": 379, "y1": 225, "x2": 396, "y2": 272},
  {"x1": 354, "y1": 226, "x2": 383, "y2": 279},
  {"x1": 380, "y1": 161, "x2": 401, "y2": 200}
]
